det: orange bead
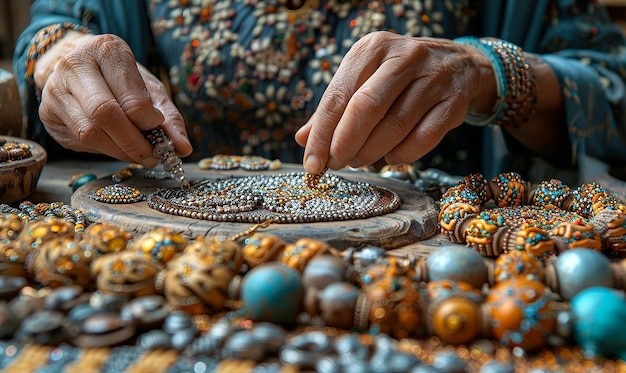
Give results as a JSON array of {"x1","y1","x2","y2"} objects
[
  {"x1": 493, "y1": 250, "x2": 544, "y2": 283},
  {"x1": 431, "y1": 297, "x2": 482, "y2": 345},
  {"x1": 485, "y1": 277, "x2": 556, "y2": 351}
]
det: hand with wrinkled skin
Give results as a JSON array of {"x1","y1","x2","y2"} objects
[
  {"x1": 295, "y1": 31, "x2": 566, "y2": 175},
  {"x1": 34, "y1": 32, "x2": 192, "y2": 167}
]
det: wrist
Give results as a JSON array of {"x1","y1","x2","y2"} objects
[
  {"x1": 464, "y1": 45, "x2": 498, "y2": 117},
  {"x1": 25, "y1": 23, "x2": 91, "y2": 91}
]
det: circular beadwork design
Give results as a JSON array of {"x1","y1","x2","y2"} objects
[
  {"x1": 90, "y1": 184, "x2": 146, "y2": 204},
  {"x1": 146, "y1": 172, "x2": 401, "y2": 223},
  {"x1": 438, "y1": 172, "x2": 626, "y2": 256},
  {"x1": 240, "y1": 155, "x2": 271, "y2": 171}
]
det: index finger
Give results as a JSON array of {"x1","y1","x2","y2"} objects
[
  {"x1": 300, "y1": 45, "x2": 382, "y2": 174},
  {"x1": 93, "y1": 35, "x2": 165, "y2": 131},
  {"x1": 67, "y1": 36, "x2": 164, "y2": 162}
]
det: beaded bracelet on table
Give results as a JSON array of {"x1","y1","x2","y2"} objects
[
  {"x1": 88, "y1": 126, "x2": 190, "y2": 203},
  {"x1": 438, "y1": 172, "x2": 626, "y2": 257},
  {"x1": 25, "y1": 22, "x2": 91, "y2": 85},
  {"x1": 455, "y1": 37, "x2": 537, "y2": 128}
]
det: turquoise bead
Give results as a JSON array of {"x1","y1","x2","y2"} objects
[
  {"x1": 554, "y1": 249, "x2": 614, "y2": 301},
  {"x1": 571, "y1": 286, "x2": 626, "y2": 360},
  {"x1": 426, "y1": 244, "x2": 487, "y2": 289},
  {"x1": 240, "y1": 262, "x2": 304, "y2": 326},
  {"x1": 71, "y1": 173, "x2": 97, "y2": 192}
]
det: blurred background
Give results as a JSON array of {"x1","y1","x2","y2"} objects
[
  {"x1": 1, "y1": 0, "x2": 626, "y2": 69},
  {"x1": 1, "y1": 0, "x2": 624, "y2": 72},
  {"x1": 0, "y1": 0, "x2": 32, "y2": 72}
]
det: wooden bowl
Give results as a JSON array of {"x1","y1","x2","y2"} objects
[{"x1": 0, "y1": 136, "x2": 47, "y2": 204}]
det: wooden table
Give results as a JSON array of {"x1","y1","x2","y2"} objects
[{"x1": 29, "y1": 159, "x2": 451, "y2": 259}]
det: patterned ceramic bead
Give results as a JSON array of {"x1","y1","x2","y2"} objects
[
  {"x1": 358, "y1": 257, "x2": 422, "y2": 338},
  {"x1": 485, "y1": 277, "x2": 557, "y2": 351},
  {"x1": 464, "y1": 212, "x2": 504, "y2": 256},
  {"x1": 18, "y1": 217, "x2": 76, "y2": 247},
  {"x1": 0, "y1": 213, "x2": 25, "y2": 241},
  {"x1": 241, "y1": 233, "x2": 285, "y2": 268},
  {"x1": 592, "y1": 209, "x2": 626, "y2": 253},
  {"x1": 91, "y1": 250, "x2": 163, "y2": 298},
  {"x1": 183, "y1": 238, "x2": 243, "y2": 273},
  {"x1": 531, "y1": 179, "x2": 571, "y2": 209},
  {"x1": 156, "y1": 243, "x2": 241, "y2": 315},
  {"x1": 131, "y1": 228, "x2": 187, "y2": 265},
  {"x1": 0, "y1": 218, "x2": 37, "y2": 280},
  {"x1": 490, "y1": 172, "x2": 527, "y2": 208},
  {"x1": 0, "y1": 217, "x2": 74, "y2": 278},
  {"x1": 79, "y1": 223, "x2": 133, "y2": 255},
  {"x1": 492, "y1": 249, "x2": 545, "y2": 283},
  {"x1": 425, "y1": 280, "x2": 484, "y2": 345},
  {"x1": 438, "y1": 202, "x2": 479, "y2": 242},
  {"x1": 429, "y1": 297, "x2": 482, "y2": 345},
  {"x1": 281, "y1": 238, "x2": 331, "y2": 272},
  {"x1": 505, "y1": 225, "x2": 554, "y2": 257},
  {"x1": 551, "y1": 221, "x2": 601, "y2": 251},
  {"x1": 26, "y1": 235, "x2": 93, "y2": 289}
]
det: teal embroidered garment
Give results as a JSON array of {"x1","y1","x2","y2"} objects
[{"x1": 13, "y1": 0, "x2": 626, "y2": 179}]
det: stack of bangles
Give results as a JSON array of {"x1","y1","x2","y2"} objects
[
  {"x1": 438, "y1": 171, "x2": 626, "y2": 257},
  {"x1": 455, "y1": 36, "x2": 537, "y2": 128}
]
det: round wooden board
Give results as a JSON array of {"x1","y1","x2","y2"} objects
[{"x1": 72, "y1": 163, "x2": 439, "y2": 250}]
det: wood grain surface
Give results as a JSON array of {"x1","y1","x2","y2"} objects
[{"x1": 72, "y1": 163, "x2": 440, "y2": 250}]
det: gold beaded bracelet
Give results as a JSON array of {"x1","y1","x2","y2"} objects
[{"x1": 25, "y1": 22, "x2": 91, "y2": 84}]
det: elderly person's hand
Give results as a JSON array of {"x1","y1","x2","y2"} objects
[
  {"x1": 296, "y1": 31, "x2": 498, "y2": 175},
  {"x1": 34, "y1": 32, "x2": 192, "y2": 166}
]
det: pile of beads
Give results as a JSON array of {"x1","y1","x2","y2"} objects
[
  {"x1": 0, "y1": 206, "x2": 625, "y2": 370},
  {"x1": 438, "y1": 172, "x2": 626, "y2": 257},
  {"x1": 1, "y1": 172, "x2": 626, "y2": 371},
  {"x1": 0, "y1": 139, "x2": 32, "y2": 163}
]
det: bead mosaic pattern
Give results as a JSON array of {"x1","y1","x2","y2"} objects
[{"x1": 147, "y1": 171, "x2": 401, "y2": 222}]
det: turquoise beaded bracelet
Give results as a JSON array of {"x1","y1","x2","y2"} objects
[{"x1": 455, "y1": 36, "x2": 537, "y2": 128}]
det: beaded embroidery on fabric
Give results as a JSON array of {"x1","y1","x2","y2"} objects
[
  {"x1": 150, "y1": 0, "x2": 472, "y2": 160},
  {"x1": 147, "y1": 171, "x2": 401, "y2": 223}
]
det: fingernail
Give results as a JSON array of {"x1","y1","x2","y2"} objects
[
  {"x1": 304, "y1": 154, "x2": 322, "y2": 174},
  {"x1": 142, "y1": 157, "x2": 159, "y2": 169}
]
